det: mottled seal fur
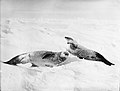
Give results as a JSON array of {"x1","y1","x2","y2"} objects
[
  {"x1": 65, "y1": 36, "x2": 115, "y2": 66},
  {"x1": 3, "y1": 51, "x2": 69, "y2": 67}
]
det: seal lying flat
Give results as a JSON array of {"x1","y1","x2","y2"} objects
[
  {"x1": 3, "y1": 51, "x2": 69, "y2": 68},
  {"x1": 65, "y1": 36, "x2": 115, "y2": 66}
]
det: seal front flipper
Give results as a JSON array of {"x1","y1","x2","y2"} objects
[
  {"x1": 45, "y1": 64, "x2": 53, "y2": 68},
  {"x1": 42, "y1": 52, "x2": 55, "y2": 59},
  {"x1": 31, "y1": 63, "x2": 38, "y2": 67},
  {"x1": 78, "y1": 56, "x2": 84, "y2": 59}
]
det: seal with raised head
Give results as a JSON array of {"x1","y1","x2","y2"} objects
[
  {"x1": 3, "y1": 51, "x2": 69, "y2": 67},
  {"x1": 65, "y1": 36, "x2": 115, "y2": 66}
]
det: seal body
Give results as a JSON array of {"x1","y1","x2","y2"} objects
[
  {"x1": 3, "y1": 51, "x2": 69, "y2": 67},
  {"x1": 65, "y1": 36, "x2": 115, "y2": 66}
]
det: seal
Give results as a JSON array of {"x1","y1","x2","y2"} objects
[
  {"x1": 3, "y1": 51, "x2": 69, "y2": 67},
  {"x1": 65, "y1": 36, "x2": 115, "y2": 66}
]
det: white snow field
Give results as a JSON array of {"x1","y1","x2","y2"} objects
[
  {"x1": 1, "y1": 18, "x2": 120, "y2": 91},
  {"x1": 1, "y1": 0, "x2": 120, "y2": 91}
]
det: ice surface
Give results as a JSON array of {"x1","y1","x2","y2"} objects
[
  {"x1": 1, "y1": 0, "x2": 120, "y2": 90},
  {"x1": 1, "y1": 17, "x2": 120, "y2": 91}
]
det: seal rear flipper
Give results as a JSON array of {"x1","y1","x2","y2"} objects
[
  {"x1": 3, "y1": 61, "x2": 17, "y2": 66},
  {"x1": 101, "y1": 59, "x2": 115, "y2": 66},
  {"x1": 95, "y1": 52, "x2": 115, "y2": 66},
  {"x1": 77, "y1": 56, "x2": 84, "y2": 59},
  {"x1": 3, "y1": 55, "x2": 21, "y2": 66}
]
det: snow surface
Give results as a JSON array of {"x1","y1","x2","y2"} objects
[{"x1": 1, "y1": 18, "x2": 120, "y2": 91}]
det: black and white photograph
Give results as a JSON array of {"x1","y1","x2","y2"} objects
[{"x1": 1, "y1": 0, "x2": 120, "y2": 91}]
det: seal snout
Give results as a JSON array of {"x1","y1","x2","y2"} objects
[
  {"x1": 65, "y1": 36, "x2": 74, "y2": 41},
  {"x1": 65, "y1": 37, "x2": 74, "y2": 44},
  {"x1": 63, "y1": 52, "x2": 69, "y2": 56},
  {"x1": 60, "y1": 51, "x2": 69, "y2": 57},
  {"x1": 65, "y1": 36, "x2": 78, "y2": 46}
]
